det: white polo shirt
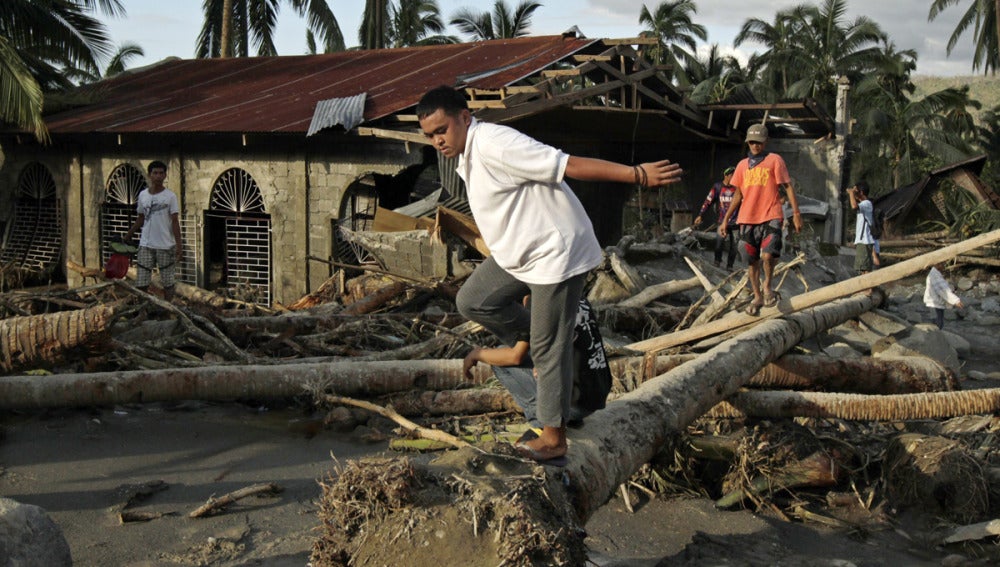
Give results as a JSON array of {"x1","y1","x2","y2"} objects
[{"x1": 457, "y1": 119, "x2": 602, "y2": 284}]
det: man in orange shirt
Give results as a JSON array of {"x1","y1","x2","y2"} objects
[{"x1": 720, "y1": 124, "x2": 802, "y2": 315}]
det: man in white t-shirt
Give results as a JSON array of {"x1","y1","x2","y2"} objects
[
  {"x1": 416, "y1": 85, "x2": 683, "y2": 464},
  {"x1": 124, "y1": 160, "x2": 183, "y2": 300}
]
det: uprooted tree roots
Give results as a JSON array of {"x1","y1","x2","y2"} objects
[{"x1": 311, "y1": 446, "x2": 587, "y2": 567}]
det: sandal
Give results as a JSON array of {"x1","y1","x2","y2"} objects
[
  {"x1": 744, "y1": 300, "x2": 762, "y2": 316},
  {"x1": 763, "y1": 290, "x2": 781, "y2": 308}
]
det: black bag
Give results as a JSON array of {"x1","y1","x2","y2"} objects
[
  {"x1": 572, "y1": 299, "x2": 612, "y2": 412},
  {"x1": 866, "y1": 207, "x2": 886, "y2": 240}
]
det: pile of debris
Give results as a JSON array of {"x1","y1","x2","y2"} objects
[{"x1": 2, "y1": 226, "x2": 1000, "y2": 566}]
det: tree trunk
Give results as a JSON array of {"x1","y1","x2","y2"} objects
[
  {"x1": 1, "y1": 304, "x2": 117, "y2": 373},
  {"x1": 628, "y1": 228, "x2": 1000, "y2": 353},
  {"x1": 0, "y1": 359, "x2": 493, "y2": 409},
  {"x1": 220, "y1": 0, "x2": 234, "y2": 58},
  {"x1": 566, "y1": 291, "x2": 884, "y2": 521},
  {"x1": 748, "y1": 354, "x2": 956, "y2": 394},
  {"x1": 709, "y1": 388, "x2": 1000, "y2": 421},
  {"x1": 311, "y1": 292, "x2": 885, "y2": 565}
]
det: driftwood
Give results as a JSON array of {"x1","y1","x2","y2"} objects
[
  {"x1": 688, "y1": 253, "x2": 806, "y2": 328},
  {"x1": 189, "y1": 483, "x2": 283, "y2": 518},
  {"x1": 341, "y1": 281, "x2": 410, "y2": 316},
  {"x1": 66, "y1": 259, "x2": 228, "y2": 308},
  {"x1": 324, "y1": 395, "x2": 473, "y2": 449},
  {"x1": 628, "y1": 228, "x2": 1000, "y2": 353},
  {"x1": 617, "y1": 276, "x2": 701, "y2": 308}
]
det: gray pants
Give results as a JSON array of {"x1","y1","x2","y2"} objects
[
  {"x1": 456, "y1": 256, "x2": 585, "y2": 427},
  {"x1": 492, "y1": 366, "x2": 589, "y2": 428}
]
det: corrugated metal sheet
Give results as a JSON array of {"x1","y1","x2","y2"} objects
[
  {"x1": 44, "y1": 36, "x2": 598, "y2": 135},
  {"x1": 307, "y1": 93, "x2": 366, "y2": 136}
]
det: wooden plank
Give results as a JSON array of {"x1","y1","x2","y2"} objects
[
  {"x1": 356, "y1": 127, "x2": 428, "y2": 145},
  {"x1": 541, "y1": 69, "x2": 582, "y2": 77},
  {"x1": 435, "y1": 207, "x2": 490, "y2": 257},
  {"x1": 372, "y1": 207, "x2": 434, "y2": 233},
  {"x1": 467, "y1": 100, "x2": 507, "y2": 109},
  {"x1": 627, "y1": 228, "x2": 1000, "y2": 353},
  {"x1": 602, "y1": 37, "x2": 658, "y2": 45},
  {"x1": 684, "y1": 257, "x2": 725, "y2": 304}
]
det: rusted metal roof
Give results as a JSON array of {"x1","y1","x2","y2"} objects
[{"x1": 44, "y1": 35, "x2": 598, "y2": 135}]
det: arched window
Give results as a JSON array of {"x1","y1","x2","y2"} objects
[
  {"x1": 105, "y1": 163, "x2": 146, "y2": 205},
  {"x1": 205, "y1": 168, "x2": 271, "y2": 305},
  {"x1": 0, "y1": 162, "x2": 62, "y2": 278}
]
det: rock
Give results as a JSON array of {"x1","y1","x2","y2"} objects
[
  {"x1": 822, "y1": 342, "x2": 863, "y2": 359},
  {"x1": 967, "y1": 370, "x2": 988, "y2": 381},
  {"x1": 956, "y1": 277, "x2": 974, "y2": 291},
  {"x1": 939, "y1": 330, "x2": 971, "y2": 357},
  {"x1": 857, "y1": 310, "x2": 910, "y2": 336},
  {"x1": 874, "y1": 325, "x2": 961, "y2": 374},
  {"x1": 0, "y1": 497, "x2": 72, "y2": 566},
  {"x1": 980, "y1": 297, "x2": 1000, "y2": 314}
]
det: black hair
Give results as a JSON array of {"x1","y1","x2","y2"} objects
[
  {"x1": 854, "y1": 180, "x2": 869, "y2": 196},
  {"x1": 147, "y1": 160, "x2": 168, "y2": 174},
  {"x1": 416, "y1": 85, "x2": 468, "y2": 119}
]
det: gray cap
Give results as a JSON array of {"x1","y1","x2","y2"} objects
[{"x1": 745, "y1": 123, "x2": 768, "y2": 143}]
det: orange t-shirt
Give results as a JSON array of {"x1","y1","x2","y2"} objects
[{"x1": 730, "y1": 153, "x2": 790, "y2": 225}]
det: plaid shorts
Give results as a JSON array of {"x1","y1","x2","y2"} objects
[{"x1": 135, "y1": 246, "x2": 177, "y2": 288}]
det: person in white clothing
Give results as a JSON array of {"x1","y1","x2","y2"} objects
[
  {"x1": 416, "y1": 85, "x2": 683, "y2": 463},
  {"x1": 848, "y1": 181, "x2": 875, "y2": 275},
  {"x1": 924, "y1": 263, "x2": 964, "y2": 329},
  {"x1": 124, "y1": 160, "x2": 183, "y2": 301}
]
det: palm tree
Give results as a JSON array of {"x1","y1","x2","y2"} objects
[
  {"x1": 733, "y1": 9, "x2": 799, "y2": 96},
  {"x1": 852, "y1": 75, "x2": 980, "y2": 189},
  {"x1": 198, "y1": 0, "x2": 343, "y2": 58},
  {"x1": 928, "y1": 0, "x2": 999, "y2": 75},
  {"x1": 449, "y1": 0, "x2": 541, "y2": 41},
  {"x1": 780, "y1": 0, "x2": 885, "y2": 109},
  {"x1": 389, "y1": 0, "x2": 454, "y2": 47},
  {"x1": 0, "y1": 0, "x2": 122, "y2": 143},
  {"x1": 359, "y1": 0, "x2": 390, "y2": 49},
  {"x1": 637, "y1": 0, "x2": 707, "y2": 85}
]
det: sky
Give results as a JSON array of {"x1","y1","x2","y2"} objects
[{"x1": 104, "y1": 0, "x2": 978, "y2": 77}]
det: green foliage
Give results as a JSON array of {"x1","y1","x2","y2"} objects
[
  {"x1": 638, "y1": 0, "x2": 707, "y2": 86},
  {"x1": 928, "y1": 0, "x2": 999, "y2": 75},
  {"x1": 0, "y1": 0, "x2": 124, "y2": 143},
  {"x1": 449, "y1": 0, "x2": 540, "y2": 41}
]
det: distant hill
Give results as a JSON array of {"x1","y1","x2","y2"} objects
[{"x1": 912, "y1": 75, "x2": 1000, "y2": 120}]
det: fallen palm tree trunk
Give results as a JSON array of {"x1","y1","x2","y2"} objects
[
  {"x1": 747, "y1": 354, "x2": 956, "y2": 394},
  {"x1": 0, "y1": 304, "x2": 118, "y2": 373},
  {"x1": 628, "y1": 228, "x2": 1000, "y2": 353},
  {"x1": 708, "y1": 389, "x2": 1000, "y2": 421},
  {"x1": 310, "y1": 292, "x2": 884, "y2": 566},
  {"x1": 611, "y1": 352, "x2": 954, "y2": 395},
  {"x1": 0, "y1": 359, "x2": 494, "y2": 409}
]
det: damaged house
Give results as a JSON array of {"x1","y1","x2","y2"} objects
[{"x1": 0, "y1": 33, "x2": 843, "y2": 306}]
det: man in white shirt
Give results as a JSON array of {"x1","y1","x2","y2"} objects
[
  {"x1": 417, "y1": 85, "x2": 683, "y2": 463},
  {"x1": 125, "y1": 160, "x2": 183, "y2": 301},
  {"x1": 848, "y1": 181, "x2": 875, "y2": 275}
]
